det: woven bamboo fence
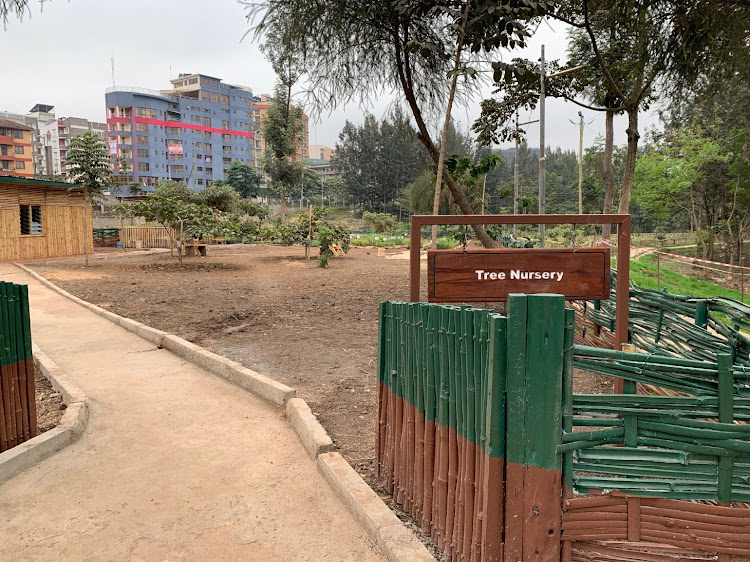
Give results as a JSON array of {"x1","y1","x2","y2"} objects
[
  {"x1": 119, "y1": 226, "x2": 173, "y2": 249},
  {"x1": 0, "y1": 282, "x2": 35, "y2": 452}
]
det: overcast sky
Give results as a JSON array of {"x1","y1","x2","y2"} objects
[{"x1": 1, "y1": 0, "x2": 661, "y2": 152}]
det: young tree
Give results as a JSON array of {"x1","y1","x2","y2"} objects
[
  {"x1": 118, "y1": 197, "x2": 239, "y2": 266},
  {"x1": 64, "y1": 132, "x2": 110, "y2": 265},
  {"x1": 262, "y1": 80, "x2": 305, "y2": 223}
]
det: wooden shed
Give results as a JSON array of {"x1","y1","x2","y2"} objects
[{"x1": 0, "y1": 176, "x2": 92, "y2": 261}]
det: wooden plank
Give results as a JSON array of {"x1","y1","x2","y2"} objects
[{"x1": 427, "y1": 248, "x2": 610, "y2": 303}]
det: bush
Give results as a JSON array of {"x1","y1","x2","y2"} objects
[{"x1": 362, "y1": 211, "x2": 399, "y2": 233}]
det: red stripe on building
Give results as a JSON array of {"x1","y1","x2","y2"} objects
[{"x1": 107, "y1": 117, "x2": 254, "y2": 138}]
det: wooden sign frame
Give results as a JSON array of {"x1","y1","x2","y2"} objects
[
  {"x1": 409, "y1": 214, "x2": 631, "y2": 357},
  {"x1": 427, "y1": 247, "x2": 610, "y2": 302}
]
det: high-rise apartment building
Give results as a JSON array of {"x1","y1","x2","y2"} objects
[
  {"x1": 0, "y1": 105, "x2": 106, "y2": 177},
  {"x1": 309, "y1": 145, "x2": 335, "y2": 160},
  {"x1": 0, "y1": 118, "x2": 34, "y2": 178},
  {"x1": 251, "y1": 93, "x2": 310, "y2": 172},
  {"x1": 105, "y1": 73, "x2": 257, "y2": 189}
]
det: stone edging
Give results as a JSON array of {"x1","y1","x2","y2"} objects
[
  {"x1": 14, "y1": 263, "x2": 433, "y2": 561},
  {"x1": 0, "y1": 343, "x2": 89, "y2": 486}
]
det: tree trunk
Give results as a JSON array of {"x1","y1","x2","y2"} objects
[
  {"x1": 618, "y1": 108, "x2": 640, "y2": 215},
  {"x1": 280, "y1": 186, "x2": 287, "y2": 223},
  {"x1": 392, "y1": 25, "x2": 494, "y2": 249},
  {"x1": 602, "y1": 110, "x2": 616, "y2": 241},
  {"x1": 431, "y1": 0, "x2": 471, "y2": 249}
]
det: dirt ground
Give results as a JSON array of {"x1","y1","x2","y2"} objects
[
  {"x1": 29, "y1": 244, "x2": 608, "y2": 490},
  {"x1": 35, "y1": 364, "x2": 64, "y2": 434}
]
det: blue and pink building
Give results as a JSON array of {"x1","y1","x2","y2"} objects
[{"x1": 105, "y1": 73, "x2": 259, "y2": 191}]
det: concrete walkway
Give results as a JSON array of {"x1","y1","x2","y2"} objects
[{"x1": 0, "y1": 264, "x2": 382, "y2": 561}]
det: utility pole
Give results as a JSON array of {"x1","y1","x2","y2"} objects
[
  {"x1": 578, "y1": 112, "x2": 584, "y2": 214},
  {"x1": 539, "y1": 45, "x2": 546, "y2": 247},
  {"x1": 538, "y1": 53, "x2": 586, "y2": 243},
  {"x1": 515, "y1": 113, "x2": 539, "y2": 237}
]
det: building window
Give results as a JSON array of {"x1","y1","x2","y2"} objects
[
  {"x1": 1, "y1": 160, "x2": 10, "y2": 170},
  {"x1": 210, "y1": 79, "x2": 218, "y2": 87},
  {"x1": 166, "y1": 127, "x2": 182, "y2": 135},
  {"x1": 211, "y1": 93, "x2": 219, "y2": 103},
  {"x1": 223, "y1": 157, "x2": 232, "y2": 165},
  {"x1": 12, "y1": 130, "x2": 23, "y2": 139},
  {"x1": 192, "y1": 115, "x2": 201, "y2": 123},
  {"x1": 20, "y1": 204, "x2": 42, "y2": 235},
  {"x1": 205, "y1": 143, "x2": 212, "y2": 151},
  {"x1": 202, "y1": 91, "x2": 210, "y2": 102},
  {"x1": 137, "y1": 136, "x2": 148, "y2": 144},
  {"x1": 195, "y1": 142, "x2": 202, "y2": 149},
  {"x1": 223, "y1": 145, "x2": 231, "y2": 153},
  {"x1": 136, "y1": 123, "x2": 148, "y2": 131},
  {"x1": 134, "y1": 107, "x2": 157, "y2": 119},
  {"x1": 137, "y1": 149, "x2": 149, "y2": 158},
  {"x1": 220, "y1": 95, "x2": 229, "y2": 105},
  {"x1": 197, "y1": 166, "x2": 203, "y2": 172},
  {"x1": 203, "y1": 117, "x2": 211, "y2": 127},
  {"x1": 222, "y1": 134, "x2": 231, "y2": 141},
  {"x1": 206, "y1": 167, "x2": 213, "y2": 175},
  {"x1": 138, "y1": 162, "x2": 150, "y2": 172},
  {"x1": 222, "y1": 121, "x2": 229, "y2": 129},
  {"x1": 15, "y1": 161, "x2": 25, "y2": 170},
  {"x1": 204, "y1": 131, "x2": 211, "y2": 139},
  {"x1": 0, "y1": 145, "x2": 7, "y2": 155}
]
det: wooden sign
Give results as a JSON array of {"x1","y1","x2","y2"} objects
[{"x1": 427, "y1": 247, "x2": 610, "y2": 302}]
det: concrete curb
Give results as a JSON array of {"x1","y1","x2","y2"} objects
[
  {"x1": 13, "y1": 263, "x2": 435, "y2": 561},
  {"x1": 318, "y1": 453, "x2": 434, "y2": 562},
  {"x1": 285, "y1": 398, "x2": 334, "y2": 459},
  {"x1": 0, "y1": 344, "x2": 89, "y2": 486}
]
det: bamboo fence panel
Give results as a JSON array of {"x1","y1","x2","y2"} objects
[
  {"x1": 0, "y1": 282, "x2": 35, "y2": 453},
  {"x1": 119, "y1": 226, "x2": 173, "y2": 249}
]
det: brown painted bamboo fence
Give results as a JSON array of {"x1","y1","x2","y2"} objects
[{"x1": 0, "y1": 282, "x2": 35, "y2": 452}]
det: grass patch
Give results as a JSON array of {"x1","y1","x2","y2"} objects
[
  {"x1": 630, "y1": 253, "x2": 746, "y2": 301},
  {"x1": 350, "y1": 233, "x2": 410, "y2": 247}
]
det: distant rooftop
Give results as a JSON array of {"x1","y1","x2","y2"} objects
[
  {"x1": 29, "y1": 104, "x2": 54, "y2": 114},
  {"x1": 0, "y1": 117, "x2": 32, "y2": 131}
]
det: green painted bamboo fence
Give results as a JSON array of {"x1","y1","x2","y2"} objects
[
  {"x1": 580, "y1": 271, "x2": 750, "y2": 366},
  {"x1": 378, "y1": 295, "x2": 567, "y2": 561},
  {"x1": 566, "y1": 346, "x2": 750, "y2": 503},
  {"x1": 0, "y1": 282, "x2": 36, "y2": 452}
]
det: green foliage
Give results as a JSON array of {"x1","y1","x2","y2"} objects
[
  {"x1": 221, "y1": 161, "x2": 262, "y2": 198},
  {"x1": 198, "y1": 182, "x2": 241, "y2": 213},
  {"x1": 262, "y1": 80, "x2": 305, "y2": 212},
  {"x1": 151, "y1": 179, "x2": 200, "y2": 203},
  {"x1": 63, "y1": 132, "x2": 110, "y2": 203},
  {"x1": 35, "y1": 174, "x2": 66, "y2": 183},
  {"x1": 350, "y1": 234, "x2": 410, "y2": 247},
  {"x1": 333, "y1": 107, "x2": 428, "y2": 211},
  {"x1": 362, "y1": 211, "x2": 399, "y2": 233},
  {"x1": 260, "y1": 207, "x2": 351, "y2": 267}
]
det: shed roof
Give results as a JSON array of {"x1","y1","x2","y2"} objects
[{"x1": 0, "y1": 175, "x2": 73, "y2": 190}]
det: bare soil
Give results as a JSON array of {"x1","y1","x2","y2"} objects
[
  {"x1": 29, "y1": 244, "x2": 607, "y2": 488},
  {"x1": 35, "y1": 364, "x2": 65, "y2": 433}
]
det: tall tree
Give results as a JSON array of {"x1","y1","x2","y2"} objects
[
  {"x1": 262, "y1": 80, "x2": 306, "y2": 223},
  {"x1": 247, "y1": 0, "x2": 554, "y2": 248},
  {"x1": 64, "y1": 132, "x2": 110, "y2": 266}
]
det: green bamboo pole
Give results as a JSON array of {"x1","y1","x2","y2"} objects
[{"x1": 718, "y1": 353, "x2": 734, "y2": 503}]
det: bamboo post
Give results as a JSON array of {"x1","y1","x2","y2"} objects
[
  {"x1": 717, "y1": 353, "x2": 733, "y2": 504},
  {"x1": 306, "y1": 204, "x2": 312, "y2": 260}
]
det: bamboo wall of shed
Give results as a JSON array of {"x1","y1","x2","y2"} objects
[{"x1": 0, "y1": 185, "x2": 92, "y2": 261}]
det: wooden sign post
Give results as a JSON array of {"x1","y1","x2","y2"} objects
[{"x1": 428, "y1": 247, "x2": 610, "y2": 302}]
